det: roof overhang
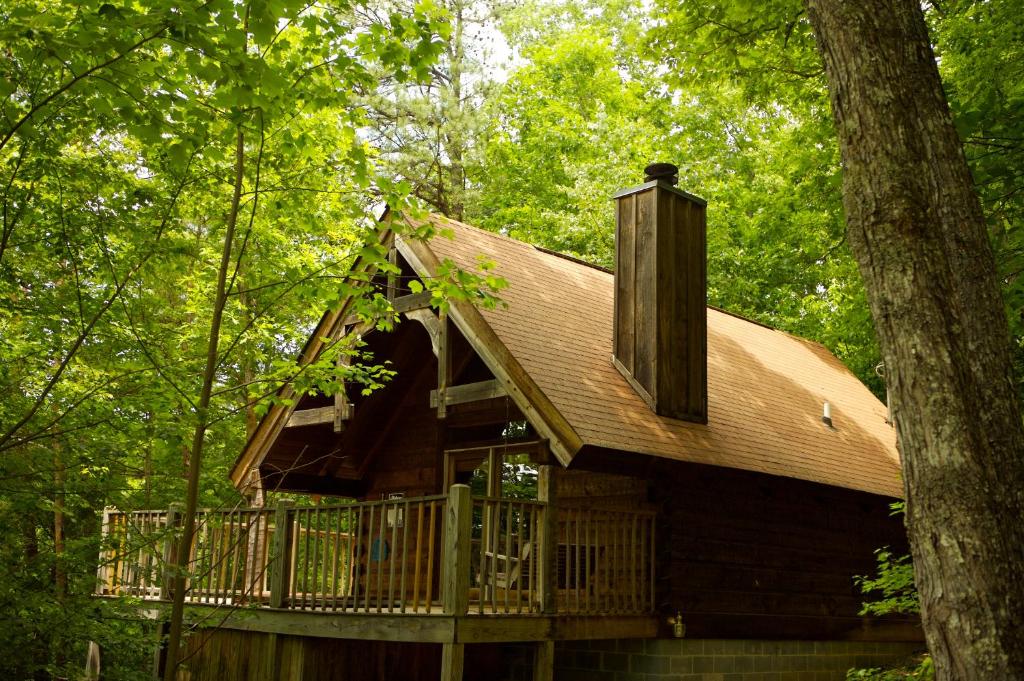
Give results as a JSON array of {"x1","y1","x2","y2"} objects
[{"x1": 229, "y1": 213, "x2": 584, "y2": 490}]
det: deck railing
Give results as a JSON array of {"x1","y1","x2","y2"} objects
[
  {"x1": 555, "y1": 506, "x2": 657, "y2": 615},
  {"x1": 470, "y1": 496, "x2": 544, "y2": 614},
  {"x1": 96, "y1": 486, "x2": 655, "y2": 617}
]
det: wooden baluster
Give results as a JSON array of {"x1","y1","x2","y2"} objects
[
  {"x1": 388, "y1": 501, "x2": 399, "y2": 613},
  {"x1": 376, "y1": 502, "x2": 387, "y2": 613},
  {"x1": 489, "y1": 500, "x2": 500, "y2": 614},
  {"x1": 301, "y1": 509, "x2": 312, "y2": 608},
  {"x1": 261, "y1": 512, "x2": 271, "y2": 598},
  {"x1": 476, "y1": 500, "x2": 487, "y2": 613},
  {"x1": 425, "y1": 501, "x2": 436, "y2": 612},
  {"x1": 413, "y1": 502, "x2": 424, "y2": 613},
  {"x1": 504, "y1": 501, "x2": 512, "y2": 614},
  {"x1": 515, "y1": 503, "x2": 524, "y2": 614},
  {"x1": 228, "y1": 511, "x2": 241, "y2": 602},
  {"x1": 364, "y1": 503, "x2": 375, "y2": 613},
  {"x1": 353, "y1": 505, "x2": 364, "y2": 613},
  {"x1": 330, "y1": 508, "x2": 340, "y2": 610},
  {"x1": 217, "y1": 514, "x2": 229, "y2": 603},
  {"x1": 399, "y1": 500, "x2": 410, "y2": 613},
  {"x1": 320, "y1": 509, "x2": 330, "y2": 608},
  {"x1": 530, "y1": 505, "x2": 539, "y2": 612}
]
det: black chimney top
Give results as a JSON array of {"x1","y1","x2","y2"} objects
[{"x1": 643, "y1": 162, "x2": 679, "y2": 185}]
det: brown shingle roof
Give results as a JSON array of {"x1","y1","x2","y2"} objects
[{"x1": 421, "y1": 215, "x2": 903, "y2": 498}]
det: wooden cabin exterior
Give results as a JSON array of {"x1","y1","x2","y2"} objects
[{"x1": 96, "y1": 169, "x2": 923, "y2": 680}]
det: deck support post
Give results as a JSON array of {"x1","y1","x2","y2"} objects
[
  {"x1": 150, "y1": 621, "x2": 168, "y2": 680},
  {"x1": 533, "y1": 640, "x2": 555, "y2": 681},
  {"x1": 160, "y1": 504, "x2": 182, "y2": 601},
  {"x1": 95, "y1": 507, "x2": 114, "y2": 595},
  {"x1": 441, "y1": 643, "x2": 465, "y2": 681},
  {"x1": 443, "y1": 484, "x2": 472, "y2": 616},
  {"x1": 441, "y1": 485, "x2": 470, "y2": 681},
  {"x1": 269, "y1": 500, "x2": 295, "y2": 609},
  {"x1": 538, "y1": 465, "x2": 557, "y2": 614}
]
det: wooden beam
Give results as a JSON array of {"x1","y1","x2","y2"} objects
[
  {"x1": 334, "y1": 354, "x2": 350, "y2": 433},
  {"x1": 340, "y1": 292, "x2": 432, "y2": 328},
  {"x1": 441, "y1": 643, "x2": 464, "y2": 681},
  {"x1": 444, "y1": 439, "x2": 548, "y2": 458},
  {"x1": 285, "y1": 405, "x2": 353, "y2": 429},
  {"x1": 386, "y1": 243, "x2": 398, "y2": 302},
  {"x1": 134, "y1": 604, "x2": 660, "y2": 644},
  {"x1": 164, "y1": 607, "x2": 457, "y2": 643},
  {"x1": 534, "y1": 641, "x2": 554, "y2": 681},
  {"x1": 452, "y1": 614, "x2": 659, "y2": 642},
  {"x1": 437, "y1": 310, "x2": 450, "y2": 418},
  {"x1": 429, "y1": 379, "x2": 507, "y2": 408},
  {"x1": 405, "y1": 309, "x2": 442, "y2": 356},
  {"x1": 393, "y1": 291, "x2": 433, "y2": 314},
  {"x1": 443, "y1": 397, "x2": 523, "y2": 429}
]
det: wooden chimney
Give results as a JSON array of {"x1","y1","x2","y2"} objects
[{"x1": 612, "y1": 163, "x2": 708, "y2": 423}]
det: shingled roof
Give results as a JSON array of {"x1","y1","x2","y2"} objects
[
  {"x1": 233, "y1": 212, "x2": 903, "y2": 499},
  {"x1": 410, "y1": 215, "x2": 903, "y2": 498}
]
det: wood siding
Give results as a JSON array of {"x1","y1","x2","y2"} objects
[
  {"x1": 651, "y1": 462, "x2": 919, "y2": 641},
  {"x1": 555, "y1": 469, "x2": 652, "y2": 512}
]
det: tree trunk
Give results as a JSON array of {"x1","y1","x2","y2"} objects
[
  {"x1": 162, "y1": 126, "x2": 246, "y2": 681},
  {"x1": 805, "y1": 0, "x2": 1024, "y2": 678}
]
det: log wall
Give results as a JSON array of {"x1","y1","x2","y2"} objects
[{"x1": 650, "y1": 462, "x2": 919, "y2": 640}]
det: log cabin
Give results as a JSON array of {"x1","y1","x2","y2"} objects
[{"x1": 96, "y1": 164, "x2": 923, "y2": 681}]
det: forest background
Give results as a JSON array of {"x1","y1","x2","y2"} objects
[{"x1": 0, "y1": 0, "x2": 1020, "y2": 678}]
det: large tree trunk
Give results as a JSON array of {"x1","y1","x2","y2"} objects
[{"x1": 804, "y1": 0, "x2": 1024, "y2": 678}]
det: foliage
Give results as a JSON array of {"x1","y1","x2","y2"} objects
[
  {"x1": 0, "y1": 0, "x2": 452, "y2": 676},
  {"x1": 854, "y1": 505, "x2": 919, "y2": 618},
  {"x1": 357, "y1": 0, "x2": 507, "y2": 220},
  {"x1": 856, "y1": 547, "x2": 920, "y2": 618},
  {"x1": 850, "y1": 503, "x2": 930, "y2": 681},
  {"x1": 846, "y1": 656, "x2": 934, "y2": 681}
]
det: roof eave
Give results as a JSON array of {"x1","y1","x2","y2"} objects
[
  {"x1": 393, "y1": 218, "x2": 584, "y2": 466},
  {"x1": 228, "y1": 227, "x2": 394, "y2": 490}
]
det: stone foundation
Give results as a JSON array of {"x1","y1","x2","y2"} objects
[{"x1": 502, "y1": 638, "x2": 924, "y2": 681}]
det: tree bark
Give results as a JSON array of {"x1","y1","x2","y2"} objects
[{"x1": 805, "y1": 0, "x2": 1024, "y2": 678}]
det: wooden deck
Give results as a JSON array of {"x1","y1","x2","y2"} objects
[{"x1": 96, "y1": 484, "x2": 657, "y2": 643}]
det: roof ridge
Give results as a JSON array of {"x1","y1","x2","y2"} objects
[
  {"x1": 429, "y1": 213, "x2": 615, "y2": 273},
  {"x1": 533, "y1": 246, "x2": 613, "y2": 274},
  {"x1": 429, "y1": 213, "x2": 837, "y2": 355}
]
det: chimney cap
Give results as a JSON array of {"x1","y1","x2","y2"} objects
[{"x1": 644, "y1": 162, "x2": 679, "y2": 185}]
